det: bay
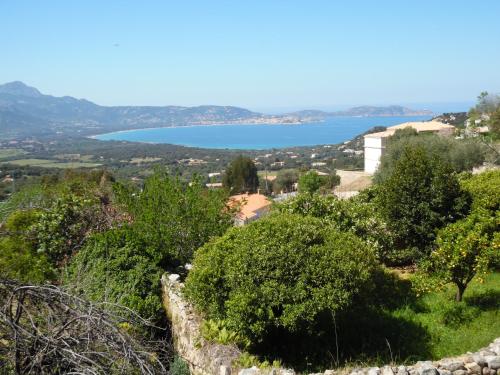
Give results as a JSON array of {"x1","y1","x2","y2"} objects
[{"x1": 94, "y1": 115, "x2": 432, "y2": 150}]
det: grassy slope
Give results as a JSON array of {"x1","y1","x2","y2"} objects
[{"x1": 394, "y1": 272, "x2": 500, "y2": 359}]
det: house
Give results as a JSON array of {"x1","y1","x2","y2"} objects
[
  {"x1": 229, "y1": 193, "x2": 272, "y2": 226},
  {"x1": 364, "y1": 121, "x2": 455, "y2": 174}
]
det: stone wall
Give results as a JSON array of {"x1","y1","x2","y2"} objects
[{"x1": 161, "y1": 273, "x2": 500, "y2": 375}]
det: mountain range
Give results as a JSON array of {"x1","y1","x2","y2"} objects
[{"x1": 0, "y1": 81, "x2": 433, "y2": 139}]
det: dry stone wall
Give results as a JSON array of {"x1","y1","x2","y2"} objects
[{"x1": 162, "y1": 273, "x2": 500, "y2": 375}]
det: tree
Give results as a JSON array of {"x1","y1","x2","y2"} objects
[
  {"x1": 416, "y1": 210, "x2": 499, "y2": 302},
  {"x1": 375, "y1": 131, "x2": 485, "y2": 184},
  {"x1": 222, "y1": 156, "x2": 259, "y2": 194},
  {"x1": 185, "y1": 213, "x2": 377, "y2": 344},
  {"x1": 298, "y1": 170, "x2": 323, "y2": 194},
  {"x1": 272, "y1": 169, "x2": 299, "y2": 194},
  {"x1": 376, "y1": 146, "x2": 469, "y2": 260},
  {"x1": 118, "y1": 171, "x2": 233, "y2": 268}
]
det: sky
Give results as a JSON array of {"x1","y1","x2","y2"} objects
[{"x1": 1, "y1": 1, "x2": 500, "y2": 112}]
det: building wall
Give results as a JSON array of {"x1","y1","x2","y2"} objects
[{"x1": 364, "y1": 137, "x2": 383, "y2": 174}]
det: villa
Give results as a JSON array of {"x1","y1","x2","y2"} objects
[{"x1": 364, "y1": 121, "x2": 455, "y2": 174}]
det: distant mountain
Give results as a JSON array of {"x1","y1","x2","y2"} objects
[
  {"x1": 0, "y1": 81, "x2": 434, "y2": 139},
  {"x1": 289, "y1": 105, "x2": 432, "y2": 118}
]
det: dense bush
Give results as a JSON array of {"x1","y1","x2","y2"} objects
[
  {"x1": 185, "y1": 213, "x2": 377, "y2": 344},
  {"x1": 0, "y1": 209, "x2": 55, "y2": 283},
  {"x1": 375, "y1": 131, "x2": 486, "y2": 184},
  {"x1": 67, "y1": 226, "x2": 164, "y2": 322},
  {"x1": 275, "y1": 193, "x2": 396, "y2": 264}
]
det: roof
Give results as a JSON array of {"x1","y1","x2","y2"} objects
[
  {"x1": 364, "y1": 121, "x2": 455, "y2": 139},
  {"x1": 229, "y1": 193, "x2": 272, "y2": 220}
]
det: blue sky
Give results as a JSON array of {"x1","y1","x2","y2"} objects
[{"x1": 1, "y1": 1, "x2": 499, "y2": 112}]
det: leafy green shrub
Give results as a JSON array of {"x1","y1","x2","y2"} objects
[
  {"x1": 441, "y1": 303, "x2": 479, "y2": 327},
  {"x1": 201, "y1": 319, "x2": 250, "y2": 347},
  {"x1": 169, "y1": 355, "x2": 190, "y2": 375},
  {"x1": 185, "y1": 213, "x2": 377, "y2": 344},
  {"x1": 67, "y1": 226, "x2": 164, "y2": 322},
  {"x1": 275, "y1": 193, "x2": 396, "y2": 264}
]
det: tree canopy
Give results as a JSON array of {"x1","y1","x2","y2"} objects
[{"x1": 222, "y1": 155, "x2": 259, "y2": 194}]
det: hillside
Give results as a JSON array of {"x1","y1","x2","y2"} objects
[{"x1": 0, "y1": 81, "x2": 432, "y2": 139}]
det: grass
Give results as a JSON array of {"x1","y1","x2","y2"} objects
[
  {"x1": 248, "y1": 270, "x2": 500, "y2": 371},
  {"x1": 0, "y1": 148, "x2": 27, "y2": 160},
  {"x1": 1, "y1": 159, "x2": 101, "y2": 169},
  {"x1": 393, "y1": 271, "x2": 500, "y2": 359}
]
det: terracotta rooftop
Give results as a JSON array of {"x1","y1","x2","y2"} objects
[{"x1": 229, "y1": 193, "x2": 272, "y2": 220}]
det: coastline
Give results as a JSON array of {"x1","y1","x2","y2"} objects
[{"x1": 88, "y1": 121, "x2": 315, "y2": 139}]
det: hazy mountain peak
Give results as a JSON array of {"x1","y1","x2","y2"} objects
[{"x1": 0, "y1": 81, "x2": 43, "y2": 98}]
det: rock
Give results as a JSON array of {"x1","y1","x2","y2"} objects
[
  {"x1": 238, "y1": 367, "x2": 259, "y2": 375},
  {"x1": 416, "y1": 362, "x2": 434, "y2": 368},
  {"x1": 281, "y1": 370, "x2": 295, "y2": 375},
  {"x1": 441, "y1": 361, "x2": 465, "y2": 372},
  {"x1": 220, "y1": 366, "x2": 231, "y2": 375},
  {"x1": 490, "y1": 345, "x2": 500, "y2": 356},
  {"x1": 418, "y1": 366, "x2": 439, "y2": 375},
  {"x1": 368, "y1": 368, "x2": 380, "y2": 375},
  {"x1": 324, "y1": 371, "x2": 336, "y2": 375},
  {"x1": 487, "y1": 357, "x2": 500, "y2": 370},
  {"x1": 453, "y1": 370, "x2": 467, "y2": 375},
  {"x1": 397, "y1": 366, "x2": 409, "y2": 375},
  {"x1": 438, "y1": 370, "x2": 452, "y2": 375},
  {"x1": 168, "y1": 273, "x2": 180, "y2": 282},
  {"x1": 465, "y1": 362, "x2": 482, "y2": 374},
  {"x1": 480, "y1": 351, "x2": 497, "y2": 358},
  {"x1": 382, "y1": 366, "x2": 395, "y2": 375},
  {"x1": 473, "y1": 356, "x2": 487, "y2": 368},
  {"x1": 482, "y1": 368, "x2": 490, "y2": 375}
]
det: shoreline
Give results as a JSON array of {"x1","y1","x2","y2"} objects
[
  {"x1": 88, "y1": 114, "x2": 431, "y2": 139},
  {"x1": 87, "y1": 120, "x2": 317, "y2": 139}
]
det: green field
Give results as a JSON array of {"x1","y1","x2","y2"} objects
[
  {"x1": 0, "y1": 148, "x2": 27, "y2": 160},
  {"x1": 2, "y1": 158, "x2": 102, "y2": 169}
]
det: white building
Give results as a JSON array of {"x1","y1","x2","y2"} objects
[{"x1": 364, "y1": 121, "x2": 455, "y2": 174}]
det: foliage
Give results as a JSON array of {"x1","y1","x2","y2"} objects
[
  {"x1": 0, "y1": 209, "x2": 56, "y2": 283},
  {"x1": 32, "y1": 193, "x2": 101, "y2": 265},
  {"x1": 376, "y1": 146, "x2": 469, "y2": 261},
  {"x1": 185, "y1": 213, "x2": 377, "y2": 344},
  {"x1": 118, "y1": 170, "x2": 233, "y2": 268},
  {"x1": 66, "y1": 226, "x2": 164, "y2": 323},
  {"x1": 414, "y1": 210, "x2": 499, "y2": 301},
  {"x1": 169, "y1": 356, "x2": 190, "y2": 375},
  {"x1": 460, "y1": 170, "x2": 500, "y2": 213},
  {"x1": 375, "y1": 131, "x2": 486, "y2": 184},
  {"x1": 298, "y1": 170, "x2": 323, "y2": 194},
  {"x1": 272, "y1": 169, "x2": 298, "y2": 194},
  {"x1": 222, "y1": 155, "x2": 259, "y2": 194},
  {"x1": 200, "y1": 319, "x2": 250, "y2": 347},
  {"x1": 274, "y1": 193, "x2": 396, "y2": 264}
]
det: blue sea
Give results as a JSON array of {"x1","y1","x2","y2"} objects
[{"x1": 94, "y1": 116, "x2": 432, "y2": 150}]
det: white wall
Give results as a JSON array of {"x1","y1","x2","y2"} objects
[{"x1": 364, "y1": 136, "x2": 383, "y2": 174}]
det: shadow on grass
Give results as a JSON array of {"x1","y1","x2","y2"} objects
[
  {"x1": 249, "y1": 269, "x2": 432, "y2": 371},
  {"x1": 464, "y1": 289, "x2": 500, "y2": 311}
]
